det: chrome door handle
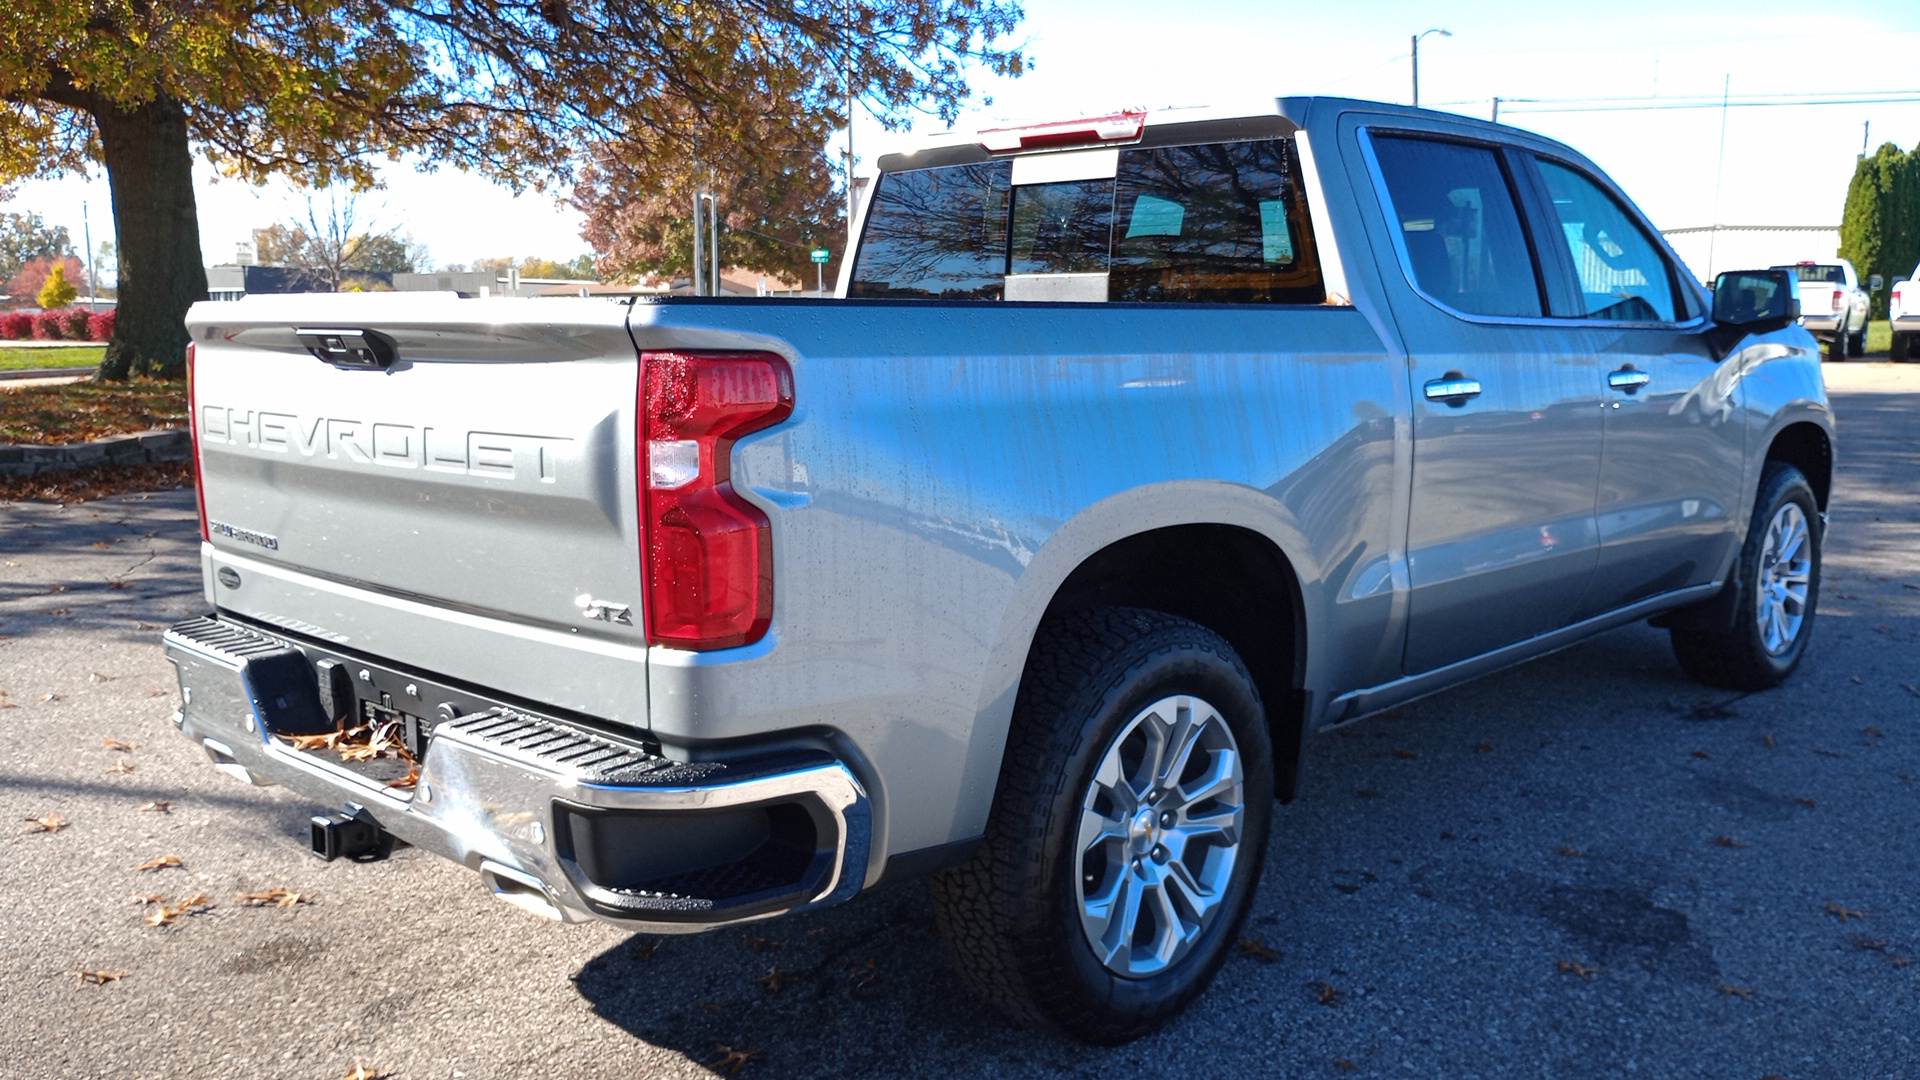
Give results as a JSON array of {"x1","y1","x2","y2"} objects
[
  {"x1": 1423, "y1": 374, "x2": 1483, "y2": 407},
  {"x1": 1607, "y1": 367, "x2": 1651, "y2": 393}
]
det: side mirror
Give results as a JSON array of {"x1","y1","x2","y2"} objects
[
  {"x1": 1708, "y1": 269, "x2": 1800, "y2": 358},
  {"x1": 1870, "y1": 273, "x2": 1885, "y2": 292}
]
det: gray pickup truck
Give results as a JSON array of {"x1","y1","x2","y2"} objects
[{"x1": 167, "y1": 97, "x2": 1832, "y2": 1043}]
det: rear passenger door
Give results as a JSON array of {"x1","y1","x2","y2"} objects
[{"x1": 1356, "y1": 125, "x2": 1606, "y2": 675}]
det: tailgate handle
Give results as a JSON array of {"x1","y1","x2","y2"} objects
[{"x1": 295, "y1": 327, "x2": 396, "y2": 370}]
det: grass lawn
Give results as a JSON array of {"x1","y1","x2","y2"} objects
[
  {"x1": 0, "y1": 378, "x2": 186, "y2": 445},
  {"x1": 1867, "y1": 319, "x2": 1892, "y2": 355},
  {"x1": 0, "y1": 343, "x2": 107, "y2": 372}
]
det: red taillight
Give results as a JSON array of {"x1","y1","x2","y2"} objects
[
  {"x1": 638, "y1": 350, "x2": 793, "y2": 650},
  {"x1": 1831, "y1": 290, "x2": 1844, "y2": 314},
  {"x1": 186, "y1": 340, "x2": 209, "y2": 542}
]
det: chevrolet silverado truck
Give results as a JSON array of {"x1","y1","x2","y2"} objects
[
  {"x1": 1772, "y1": 258, "x2": 1869, "y2": 360},
  {"x1": 167, "y1": 97, "x2": 1832, "y2": 1044}
]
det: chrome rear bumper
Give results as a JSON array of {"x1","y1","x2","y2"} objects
[{"x1": 163, "y1": 616, "x2": 870, "y2": 932}]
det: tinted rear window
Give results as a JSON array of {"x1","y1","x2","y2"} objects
[
  {"x1": 849, "y1": 138, "x2": 1323, "y2": 304},
  {"x1": 848, "y1": 161, "x2": 1011, "y2": 299},
  {"x1": 1774, "y1": 264, "x2": 1846, "y2": 285}
]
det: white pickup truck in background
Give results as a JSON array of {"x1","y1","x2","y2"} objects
[
  {"x1": 1772, "y1": 259, "x2": 1869, "y2": 360},
  {"x1": 1889, "y1": 263, "x2": 1920, "y2": 361}
]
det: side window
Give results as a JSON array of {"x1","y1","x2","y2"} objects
[
  {"x1": 1109, "y1": 140, "x2": 1325, "y2": 303},
  {"x1": 1535, "y1": 160, "x2": 1678, "y2": 322},
  {"x1": 848, "y1": 161, "x2": 1011, "y2": 299},
  {"x1": 1370, "y1": 135, "x2": 1543, "y2": 319}
]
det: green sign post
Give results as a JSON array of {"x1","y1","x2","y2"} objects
[{"x1": 810, "y1": 248, "x2": 830, "y2": 297}]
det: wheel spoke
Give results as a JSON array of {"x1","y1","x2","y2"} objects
[
  {"x1": 1096, "y1": 870, "x2": 1145, "y2": 969},
  {"x1": 1078, "y1": 806, "x2": 1128, "y2": 859},
  {"x1": 1140, "y1": 868, "x2": 1186, "y2": 966},
  {"x1": 1174, "y1": 746, "x2": 1241, "y2": 810},
  {"x1": 1172, "y1": 805, "x2": 1241, "y2": 849}
]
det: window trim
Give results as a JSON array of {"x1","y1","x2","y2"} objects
[{"x1": 1356, "y1": 126, "x2": 1554, "y2": 324}]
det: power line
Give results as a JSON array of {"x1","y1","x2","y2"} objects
[{"x1": 1483, "y1": 90, "x2": 1920, "y2": 114}]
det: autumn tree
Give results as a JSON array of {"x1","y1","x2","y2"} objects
[
  {"x1": 575, "y1": 107, "x2": 844, "y2": 288},
  {"x1": 5, "y1": 252, "x2": 87, "y2": 306},
  {"x1": 37, "y1": 259, "x2": 78, "y2": 307},
  {"x1": 0, "y1": 2, "x2": 1025, "y2": 381},
  {"x1": 0, "y1": 210, "x2": 70, "y2": 283}
]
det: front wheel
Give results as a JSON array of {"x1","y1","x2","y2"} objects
[
  {"x1": 1670, "y1": 463, "x2": 1821, "y2": 690},
  {"x1": 931, "y1": 607, "x2": 1273, "y2": 1044},
  {"x1": 1848, "y1": 328, "x2": 1867, "y2": 358}
]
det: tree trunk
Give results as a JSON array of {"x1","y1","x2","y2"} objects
[{"x1": 91, "y1": 95, "x2": 205, "y2": 381}]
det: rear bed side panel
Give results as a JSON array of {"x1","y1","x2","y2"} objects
[
  {"x1": 186, "y1": 295, "x2": 651, "y2": 725},
  {"x1": 628, "y1": 299, "x2": 1398, "y2": 880}
]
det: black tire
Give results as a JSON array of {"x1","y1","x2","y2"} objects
[
  {"x1": 1826, "y1": 333, "x2": 1846, "y2": 362},
  {"x1": 1669, "y1": 463, "x2": 1821, "y2": 690},
  {"x1": 930, "y1": 607, "x2": 1273, "y2": 1044},
  {"x1": 1893, "y1": 332, "x2": 1914, "y2": 362},
  {"x1": 1848, "y1": 328, "x2": 1866, "y2": 358}
]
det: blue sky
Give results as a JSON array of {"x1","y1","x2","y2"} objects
[{"x1": 12, "y1": 1, "x2": 1920, "y2": 276}]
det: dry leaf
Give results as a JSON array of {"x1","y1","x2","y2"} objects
[
  {"x1": 845, "y1": 956, "x2": 878, "y2": 989},
  {"x1": 40, "y1": 692, "x2": 60, "y2": 701},
  {"x1": 145, "y1": 688, "x2": 167, "y2": 697},
  {"x1": 706, "y1": 1044, "x2": 760, "y2": 1075},
  {"x1": 1826, "y1": 901, "x2": 1872, "y2": 921},
  {"x1": 742, "y1": 933, "x2": 779, "y2": 953},
  {"x1": 754, "y1": 964, "x2": 793, "y2": 993},
  {"x1": 143, "y1": 894, "x2": 211, "y2": 927},
  {"x1": 89, "y1": 672, "x2": 116, "y2": 683},
  {"x1": 104, "y1": 760, "x2": 135, "y2": 774},
  {"x1": 69, "y1": 969, "x2": 128, "y2": 986},
  {"x1": 1557, "y1": 959, "x2": 1603, "y2": 980},
  {"x1": 1312, "y1": 979, "x2": 1342, "y2": 1005},
  {"x1": 1717, "y1": 982, "x2": 1755, "y2": 1000},
  {"x1": 133, "y1": 854, "x2": 182, "y2": 872},
  {"x1": 1475, "y1": 741, "x2": 1492, "y2": 752},
  {"x1": 20, "y1": 813, "x2": 68, "y2": 833},
  {"x1": 1333, "y1": 1060, "x2": 1360, "y2": 1074},
  {"x1": 1847, "y1": 934, "x2": 1892, "y2": 953},
  {"x1": 1863, "y1": 726, "x2": 1885, "y2": 737},
  {"x1": 697, "y1": 1000, "x2": 740, "y2": 1011},
  {"x1": 237, "y1": 887, "x2": 314, "y2": 908},
  {"x1": 385, "y1": 763, "x2": 422, "y2": 790},
  {"x1": 1690, "y1": 749, "x2": 1712, "y2": 759},
  {"x1": 1236, "y1": 934, "x2": 1281, "y2": 961},
  {"x1": 1555, "y1": 845, "x2": 1585, "y2": 858},
  {"x1": 46, "y1": 582, "x2": 67, "y2": 594},
  {"x1": 138, "y1": 800, "x2": 171, "y2": 814},
  {"x1": 1392, "y1": 748, "x2": 1418, "y2": 760},
  {"x1": 1761, "y1": 733, "x2": 1776, "y2": 747},
  {"x1": 1794, "y1": 797, "x2": 1816, "y2": 809},
  {"x1": 631, "y1": 939, "x2": 661, "y2": 961},
  {"x1": 337, "y1": 1065, "x2": 391, "y2": 1080},
  {"x1": 101, "y1": 737, "x2": 137, "y2": 750},
  {"x1": 132, "y1": 893, "x2": 164, "y2": 905},
  {"x1": 1711, "y1": 835, "x2": 1748, "y2": 848},
  {"x1": 90, "y1": 540, "x2": 109, "y2": 549}
]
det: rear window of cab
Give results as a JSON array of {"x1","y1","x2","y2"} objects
[{"x1": 849, "y1": 138, "x2": 1326, "y2": 305}]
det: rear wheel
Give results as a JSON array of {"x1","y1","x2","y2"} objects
[
  {"x1": 1670, "y1": 463, "x2": 1821, "y2": 690},
  {"x1": 1893, "y1": 332, "x2": 1914, "y2": 362},
  {"x1": 1826, "y1": 333, "x2": 1846, "y2": 362},
  {"x1": 931, "y1": 607, "x2": 1272, "y2": 1044},
  {"x1": 1848, "y1": 328, "x2": 1866, "y2": 358}
]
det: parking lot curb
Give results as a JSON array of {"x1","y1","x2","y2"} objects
[{"x1": 0, "y1": 427, "x2": 189, "y2": 476}]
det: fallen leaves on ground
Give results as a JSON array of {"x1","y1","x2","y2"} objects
[
  {"x1": 1794, "y1": 797, "x2": 1817, "y2": 809},
  {"x1": 1311, "y1": 980, "x2": 1342, "y2": 1005},
  {"x1": 1711, "y1": 835, "x2": 1748, "y2": 849},
  {"x1": 0, "y1": 378, "x2": 185, "y2": 445},
  {"x1": 20, "y1": 813, "x2": 68, "y2": 833},
  {"x1": 754, "y1": 964, "x2": 793, "y2": 993},
  {"x1": 68, "y1": 969, "x2": 129, "y2": 986},
  {"x1": 1717, "y1": 982, "x2": 1755, "y2": 999},
  {"x1": 1555, "y1": 845, "x2": 1585, "y2": 858},
  {"x1": 144, "y1": 894, "x2": 212, "y2": 927},
  {"x1": 845, "y1": 956, "x2": 878, "y2": 989},
  {"x1": 1825, "y1": 902, "x2": 1872, "y2": 921},
  {"x1": 101, "y1": 737, "x2": 137, "y2": 751},
  {"x1": 741, "y1": 933, "x2": 779, "y2": 952},
  {"x1": 1690, "y1": 749, "x2": 1712, "y2": 759},
  {"x1": 89, "y1": 671, "x2": 116, "y2": 683},
  {"x1": 133, "y1": 854, "x2": 182, "y2": 872},
  {"x1": 0, "y1": 461, "x2": 193, "y2": 504},
  {"x1": 138, "y1": 800, "x2": 170, "y2": 814},
  {"x1": 1237, "y1": 934, "x2": 1281, "y2": 961},
  {"x1": 707, "y1": 1044, "x2": 760, "y2": 1075},
  {"x1": 1333, "y1": 1060, "x2": 1360, "y2": 1073},
  {"x1": 104, "y1": 759, "x2": 135, "y2": 774},
  {"x1": 337, "y1": 1064, "x2": 391, "y2": 1080},
  {"x1": 631, "y1": 939, "x2": 662, "y2": 961},
  {"x1": 1392, "y1": 748, "x2": 1418, "y2": 760},
  {"x1": 1557, "y1": 959, "x2": 1603, "y2": 980},
  {"x1": 237, "y1": 887, "x2": 315, "y2": 908}
]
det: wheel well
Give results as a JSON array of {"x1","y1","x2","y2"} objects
[
  {"x1": 1765, "y1": 423, "x2": 1832, "y2": 511},
  {"x1": 1036, "y1": 524, "x2": 1307, "y2": 801}
]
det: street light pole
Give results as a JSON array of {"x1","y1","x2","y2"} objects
[{"x1": 1411, "y1": 28, "x2": 1451, "y2": 108}]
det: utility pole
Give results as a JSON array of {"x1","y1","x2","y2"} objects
[
  {"x1": 1862, "y1": 119, "x2": 1871, "y2": 158},
  {"x1": 1411, "y1": 28, "x2": 1450, "y2": 108},
  {"x1": 1490, "y1": 97, "x2": 1501, "y2": 124},
  {"x1": 707, "y1": 192, "x2": 719, "y2": 295},
  {"x1": 1706, "y1": 74, "x2": 1731, "y2": 281},
  {"x1": 82, "y1": 202, "x2": 96, "y2": 312},
  {"x1": 698, "y1": 186, "x2": 714, "y2": 294}
]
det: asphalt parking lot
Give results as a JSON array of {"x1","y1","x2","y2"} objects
[{"x1": 2, "y1": 364, "x2": 1916, "y2": 1080}]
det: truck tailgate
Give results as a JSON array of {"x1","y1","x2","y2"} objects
[{"x1": 186, "y1": 295, "x2": 648, "y2": 719}]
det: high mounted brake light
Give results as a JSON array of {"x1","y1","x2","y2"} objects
[
  {"x1": 978, "y1": 109, "x2": 1148, "y2": 153},
  {"x1": 638, "y1": 350, "x2": 793, "y2": 650},
  {"x1": 187, "y1": 341, "x2": 209, "y2": 542}
]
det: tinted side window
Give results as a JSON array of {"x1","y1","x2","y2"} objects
[
  {"x1": 1110, "y1": 140, "x2": 1325, "y2": 303},
  {"x1": 1371, "y1": 135, "x2": 1543, "y2": 318},
  {"x1": 848, "y1": 161, "x2": 1011, "y2": 299},
  {"x1": 1536, "y1": 160, "x2": 1677, "y2": 322}
]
